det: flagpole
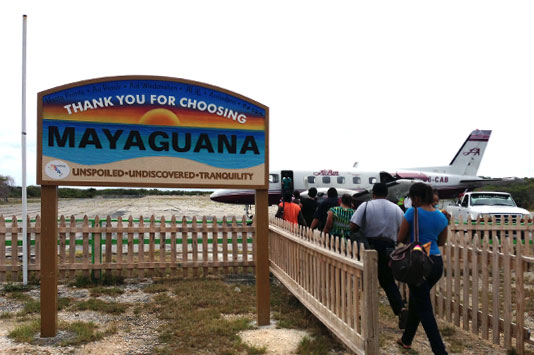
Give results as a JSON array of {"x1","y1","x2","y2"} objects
[{"x1": 22, "y1": 14, "x2": 28, "y2": 285}]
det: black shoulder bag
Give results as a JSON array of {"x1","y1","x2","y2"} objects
[
  {"x1": 389, "y1": 208, "x2": 433, "y2": 286},
  {"x1": 350, "y1": 202, "x2": 370, "y2": 249},
  {"x1": 275, "y1": 201, "x2": 285, "y2": 219}
]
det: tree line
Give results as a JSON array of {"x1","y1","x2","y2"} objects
[
  {"x1": 474, "y1": 178, "x2": 534, "y2": 211},
  {"x1": 2, "y1": 173, "x2": 534, "y2": 209},
  {"x1": 0, "y1": 174, "x2": 211, "y2": 201}
]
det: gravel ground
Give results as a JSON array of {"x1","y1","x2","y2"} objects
[
  {"x1": 0, "y1": 195, "x2": 277, "y2": 221},
  {"x1": 0, "y1": 196, "x2": 531, "y2": 354},
  {"x1": 0, "y1": 279, "x2": 162, "y2": 355},
  {"x1": 0, "y1": 278, "x2": 314, "y2": 355}
]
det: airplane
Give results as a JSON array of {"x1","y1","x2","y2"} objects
[{"x1": 210, "y1": 129, "x2": 500, "y2": 208}]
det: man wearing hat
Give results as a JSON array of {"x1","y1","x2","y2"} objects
[{"x1": 350, "y1": 182, "x2": 407, "y2": 329}]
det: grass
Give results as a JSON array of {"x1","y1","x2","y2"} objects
[
  {"x1": 1, "y1": 275, "x2": 510, "y2": 354},
  {"x1": 0, "y1": 312, "x2": 14, "y2": 319},
  {"x1": 58, "y1": 297, "x2": 73, "y2": 311},
  {"x1": 59, "y1": 321, "x2": 117, "y2": 346},
  {"x1": 89, "y1": 287, "x2": 124, "y2": 297},
  {"x1": 6, "y1": 291, "x2": 32, "y2": 302},
  {"x1": 8, "y1": 319, "x2": 40, "y2": 343},
  {"x1": 143, "y1": 283, "x2": 168, "y2": 294},
  {"x1": 440, "y1": 325, "x2": 465, "y2": 353},
  {"x1": 68, "y1": 274, "x2": 125, "y2": 288},
  {"x1": 244, "y1": 345, "x2": 267, "y2": 354},
  {"x1": 17, "y1": 299, "x2": 40, "y2": 316},
  {"x1": 3, "y1": 283, "x2": 31, "y2": 293},
  {"x1": 146, "y1": 277, "x2": 344, "y2": 355},
  {"x1": 296, "y1": 336, "x2": 333, "y2": 355},
  {"x1": 271, "y1": 282, "x2": 343, "y2": 354},
  {"x1": 14, "y1": 297, "x2": 72, "y2": 317},
  {"x1": 148, "y1": 278, "x2": 258, "y2": 354},
  {"x1": 72, "y1": 299, "x2": 129, "y2": 314},
  {"x1": 7, "y1": 320, "x2": 117, "y2": 346}
]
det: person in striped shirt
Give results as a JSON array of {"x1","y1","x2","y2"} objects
[{"x1": 323, "y1": 194, "x2": 354, "y2": 238}]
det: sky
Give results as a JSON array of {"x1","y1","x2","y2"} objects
[{"x1": 1, "y1": 0, "x2": 534, "y2": 187}]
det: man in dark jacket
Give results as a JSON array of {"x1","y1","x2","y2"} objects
[
  {"x1": 300, "y1": 187, "x2": 319, "y2": 227},
  {"x1": 310, "y1": 187, "x2": 339, "y2": 231}
]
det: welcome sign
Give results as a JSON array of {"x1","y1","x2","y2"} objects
[{"x1": 37, "y1": 76, "x2": 268, "y2": 188}]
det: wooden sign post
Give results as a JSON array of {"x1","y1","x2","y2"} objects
[
  {"x1": 255, "y1": 189, "x2": 269, "y2": 325},
  {"x1": 38, "y1": 76, "x2": 270, "y2": 336},
  {"x1": 40, "y1": 185, "x2": 58, "y2": 336}
]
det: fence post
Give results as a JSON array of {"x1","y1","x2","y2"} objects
[
  {"x1": 90, "y1": 218, "x2": 95, "y2": 279},
  {"x1": 0, "y1": 216, "x2": 5, "y2": 282},
  {"x1": 11, "y1": 217, "x2": 19, "y2": 281},
  {"x1": 363, "y1": 249, "x2": 378, "y2": 354},
  {"x1": 515, "y1": 238, "x2": 525, "y2": 354},
  {"x1": 93, "y1": 216, "x2": 101, "y2": 280}
]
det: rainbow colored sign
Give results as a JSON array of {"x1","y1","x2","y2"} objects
[{"x1": 37, "y1": 76, "x2": 268, "y2": 188}]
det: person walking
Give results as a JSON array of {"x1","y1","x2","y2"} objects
[
  {"x1": 282, "y1": 175, "x2": 293, "y2": 195},
  {"x1": 396, "y1": 182, "x2": 448, "y2": 354},
  {"x1": 323, "y1": 194, "x2": 354, "y2": 238},
  {"x1": 300, "y1": 187, "x2": 319, "y2": 227},
  {"x1": 350, "y1": 183, "x2": 407, "y2": 328},
  {"x1": 276, "y1": 192, "x2": 307, "y2": 226},
  {"x1": 310, "y1": 188, "x2": 339, "y2": 231},
  {"x1": 293, "y1": 190, "x2": 301, "y2": 205}
]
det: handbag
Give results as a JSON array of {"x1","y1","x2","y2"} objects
[
  {"x1": 349, "y1": 201, "x2": 370, "y2": 249},
  {"x1": 389, "y1": 207, "x2": 433, "y2": 286},
  {"x1": 275, "y1": 201, "x2": 284, "y2": 219}
]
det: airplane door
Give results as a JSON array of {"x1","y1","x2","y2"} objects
[{"x1": 281, "y1": 170, "x2": 294, "y2": 193}]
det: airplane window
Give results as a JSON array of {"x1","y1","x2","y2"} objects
[
  {"x1": 337, "y1": 177, "x2": 345, "y2": 184},
  {"x1": 307, "y1": 176, "x2": 315, "y2": 184},
  {"x1": 322, "y1": 177, "x2": 331, "y2": 184},
  {"x1": 269, "y1": 174, "x2": 279, "y2": 183},
  {"x1": 352, "y1": 177, "x2": 361, "y2": 184},
  {"x1": 369, "y1": 177, "x2": 377, "y2": 184}
]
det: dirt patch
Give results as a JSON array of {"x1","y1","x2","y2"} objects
[{"x1": 239, "y1": 324, "x2": 309, "y2": 355}]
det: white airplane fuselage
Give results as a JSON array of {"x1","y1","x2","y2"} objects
[
  {"x1": 210, "y1": 129, "x2": 495, "y2": 205},
  {"x1": 209, "y1": 168, "x2": 485, "y2": 205}
]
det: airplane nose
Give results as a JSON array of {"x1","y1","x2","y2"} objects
[{"x1": 210, "y1": 190, "x2": 224, "y2": 202}]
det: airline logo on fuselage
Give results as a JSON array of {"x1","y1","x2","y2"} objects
[{"x1": 313, "y1": 169, "x2": 339, "y2": 176}]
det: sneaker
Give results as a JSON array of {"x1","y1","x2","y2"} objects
[{"x1": 398, "y1": 308, "x2": 408, "y2": 330}]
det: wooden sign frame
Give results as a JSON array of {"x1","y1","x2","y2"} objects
[
  {"x1": 38, "y1": 76, "x2": 270, "y2": 337},
  {"x1": 37, "y1": 75, "x2": 268, "y2": 190}
]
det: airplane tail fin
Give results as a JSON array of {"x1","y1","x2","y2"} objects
[
  {"x1": 412, "y1": 130, "x2": 492, "y2": 176},
  {"x1": 448, "y1": 129, "x2": 491, "y2": 176}
]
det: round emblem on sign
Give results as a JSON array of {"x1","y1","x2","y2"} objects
[{"x1": 45, "y1": 160, "x2": 70, "y2": 179}]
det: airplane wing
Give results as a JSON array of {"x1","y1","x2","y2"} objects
[
  {"x1": 302, "y1": 180, "x2": 418, "y2": 207},
  {"x1": 385, "y1": 179, "x2": 420, "y2": 201},
  {"x1": 300, "y1": 187, "x2": 366, "y2": 202},
  {"x1": 459, "y1": 178, "x2": 502, "y2": 184},
  {"x1": 351, "y1": 179, "x2": 419, "y2": 205}
]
